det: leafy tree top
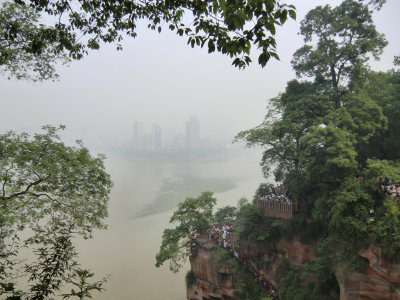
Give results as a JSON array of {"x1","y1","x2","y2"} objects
[
  {"x1": 1, "y1": 125, "x2": 112, "y2": 298},
  {"x1": 0, "y1": 1, "x2": 71, "y2": 81},
  {"x1": 292, "y1": 0, "x2": 387, "y2": 95},
  {"x1": 236, "y1": 0, "x2": 400, "y2": 265},
  {"x1": 0, "y1": 125, "x2": 113, "y2": 237},
  {"x1": 155, "y1": 191, "x2": 216, "y2": 273},
  {"x1": 0, "y1": 0, "x2": 297, "y2": 81}
]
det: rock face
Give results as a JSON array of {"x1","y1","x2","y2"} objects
[
  {"x1": 187, "y1": 236, "x2": 400, "y2": 300},
  {"x1": 336, "y1": 245, "x2": 400, "y2": 300},
  {"x1": 187, "y1": 236, "x2": 235, "y2": 300},
  {"x1": 236, "y1": 236, "x2": 315, "y2": 287},
  {"x1": 186, "y1": 235, "x2": 314, "y2": 300}
]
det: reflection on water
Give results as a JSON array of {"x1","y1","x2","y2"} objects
[{"x1": 75, "y1": 149, "x2": 264, "y2": 299}]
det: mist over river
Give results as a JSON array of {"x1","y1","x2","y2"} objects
[{"x1": 74, "y1": 148, "x2": 264, "y2": 299}]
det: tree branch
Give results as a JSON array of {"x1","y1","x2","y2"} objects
[{"x1": 2, "y1": 177, "x2": 43, "y2": 200}]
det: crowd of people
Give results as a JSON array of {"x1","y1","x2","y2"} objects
[
  {"x1": 380, "y1": 179, "x2": 400, "y2": 198},
  {"x1": 378, "y1": 178, "x2": 400, "y2": 210},
  {"x1": 383, "y1": 184, "x2": 400, "y2": 197},
  {"x1": 207, "y1": 223, "x2": 238, "y2": 258},
  {"x1": 206, "y1": 223, "x2": 279, "y2": 300},
  {"x1": 259, "y1": 184, "x2": 293, "y2": 205}
]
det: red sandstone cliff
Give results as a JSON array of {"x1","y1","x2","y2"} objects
[
  {"x1": 187, "y1": 236, "x2": 400, "y2": 300},
  {"x1": 336, "y1": 245, "x2": 400, "y2": 300},
  {"x1": 187, "y1": 236, "x2": 235, "y2": 300}
]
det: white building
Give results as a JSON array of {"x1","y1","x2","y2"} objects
[{"x1": 185, "y1": 116, "x2": 200, "y2": 151}]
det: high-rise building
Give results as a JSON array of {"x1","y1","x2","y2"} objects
[
  {"x1": 185, "y1": 116, "x2": 200, "y2": 151},
  {"x1": 133, "y1": 121, "x2": 143, "y2": 151},
  {"x1": 142, "y1": 132, "x2": 153, "y2": 151},
  {"x1": 152, "y1": 124, "x2": 162, "y2": 151},
  {"x1": 173, "y1": 134, "x2": 185, "y2": 151}
]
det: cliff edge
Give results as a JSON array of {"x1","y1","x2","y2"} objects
[{"x1": 187, "y1": 235, "x2": 400, "y2": 300}]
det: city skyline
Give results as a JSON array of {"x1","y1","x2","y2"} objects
[
  {"x1": 131, "y1": 115, "x2": 202, "y2": 152},
  {"x1": 185, "y1": 115, "x2": 200, "y2": 151},
  {"x1": 129, "y1": 115, "x2": 228, "y2": 154}
]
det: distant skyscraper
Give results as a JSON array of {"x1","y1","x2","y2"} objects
[
  {"x1": 152, "y1": 124, "x2": 162, "y2": 151},
  {"x1": 185, "y1": 116, "x2": 200, "y2": 151},
  {"x1": 133, "y1": 121, "x2": 143, "y2": 151},
  {"x1": 142, "y1": 132, "x2": 153, "y2": 150},
  {"x1": 173, "y1": 134, "x2": 185, "y2": 151}
]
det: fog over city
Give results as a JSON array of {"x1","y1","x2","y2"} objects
[
  {"x1": 1, "y1": 0, "x2": 399, "y2": 299},
  {"x1": 1, "y1": 0, "x2": 398, "y2": 150}
]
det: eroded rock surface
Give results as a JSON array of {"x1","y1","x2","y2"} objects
[
  {"x1": 336, "y1": 245, "x2": 400, "y2": 300},
  {"x1": 187, "y1": 236, "x2": 400, "y2": 300},
  {"x1": 187, "y1": 236, "x2": 235, "y2": 300}
]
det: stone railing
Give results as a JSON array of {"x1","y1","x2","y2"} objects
[{"x1": 256, "y1": 199, "x2": 295, "y2": 219}]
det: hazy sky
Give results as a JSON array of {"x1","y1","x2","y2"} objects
[{"x1": 1, "y1": 0, "x2": 399, "y2": 149}]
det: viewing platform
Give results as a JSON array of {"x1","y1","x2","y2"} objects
[{"x1": 256, "y1": 199, "x2": 296, "y2": 219}]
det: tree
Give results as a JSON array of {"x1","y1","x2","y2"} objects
[
  {"x1": 236, "y1": 0, "x2": 389, "y2": 216},
  {"x1": 235, "y1": 79, "x2": 333, "y2": 202},
  {"x1": 233, "y1": 1, "x2": 400, "y2": 296},
  {"x1": 234, "y1": 202, "x2": 283, "y2": 246},
  {"x1": 155, "y1": 192, "x2": 216, "y2": 273},
  {"x1": 0, "y1": 0, "x2": 297, "y2": 81},
  {"x1": 291, "y1": 0, "x2": 387, "y2": 107},
  {"x1": 358, "y1": 0, "x2": 387, "y2": 10},
  {"x1": 24, "y1": 221, "x2": 78, "y2": 300},
  {"x1": 62, "y1": 268, "x2": 109, "y2": 300},
  {"x1": 252, "y1": 182, "x2": 273, "y2": 202},
  {"x1": 213, "y1": 205, "x2": 237, "y2": 224},
  {"x1": 360, "y1": 69, "x2": 400, "y2": 160},
  {"x1": 0, "y1": 125, "x2": 112, "y2": 298},
  {"x1": 0, "y1": 1, "x2": 72, "y2": 81}
]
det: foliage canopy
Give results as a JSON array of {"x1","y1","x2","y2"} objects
[
  {"x1": 1, "y1": 0, "x2": 298, "y2": 80},
  {"x1": 236, "y1": 1, "x2": 400, "y2": 296},
  {"x1": 0, "y1": 1, "x2": 71, "y2": 81},
  {"x1": 155, "y1": 191, "x2": 216, "y2": 273},
  {"x1": 0, "y1": 125, "x2": 112, "y2": 298},
  {"x1": 154, "y1": 0, "x2": 397, "y2": 297}
]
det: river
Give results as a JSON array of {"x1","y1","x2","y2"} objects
[{"x1": 75, "y1": 148, "x2": 264, "y2": 299}]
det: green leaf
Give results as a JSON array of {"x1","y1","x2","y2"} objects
[
  {"x1": 208, "y1": 39, "x2": 215, "y2": 53},
  {"x1": 289, "y1": 9, "x2": 296, "y2": 20}
]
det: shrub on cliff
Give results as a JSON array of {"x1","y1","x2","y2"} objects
[
  {"x1": 214, "y1": 205, "x2": 237, "y2": 224},
  {"x1": 155, "y1": 192, "x2": 216, "y2": 272},
  {"x1": 185, "y1": 270, "x2": 196, "y2": 289},
  {"x1": 234, "y1": 203, "x2": 281, "y2": 246},
  {"x1": 211, "y1": 248, "x2": 267, "y2": 300}
]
